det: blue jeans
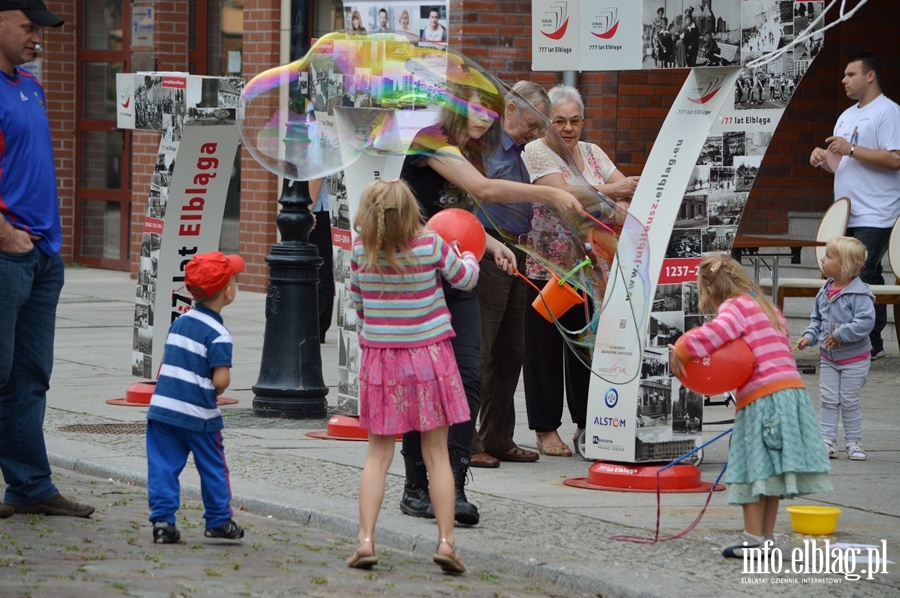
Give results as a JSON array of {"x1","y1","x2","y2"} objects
[
  {"x1": 847, "y1": 226, "x2": 891, "y2": 352},
  {"x1": 0, "y1": 249, "x2": 64, "y2": 504}
]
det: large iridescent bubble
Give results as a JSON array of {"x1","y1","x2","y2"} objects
[{"x1": 238, "y1": 31, "x2": 650, "y2": 382}]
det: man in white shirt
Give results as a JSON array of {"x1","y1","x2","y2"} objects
[{"x1": 810, "y1": 52, "x2": 900, "y2": 359}]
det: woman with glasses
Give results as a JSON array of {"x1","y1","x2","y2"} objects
[{"x1": 521, "y1": 84, "x2": 639, "y2": 457}]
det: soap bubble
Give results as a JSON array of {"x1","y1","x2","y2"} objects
[{"x1": 238, "y1": 31, "x2": 649, "y2": 382}]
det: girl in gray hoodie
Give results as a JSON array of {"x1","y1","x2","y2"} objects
[{"x1": 797, "y1": 236, "x2": 875, "y2": 461}]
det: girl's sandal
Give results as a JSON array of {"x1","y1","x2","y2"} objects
[
  {"x1": 432, "y1": 538, "x2": 466, "y2": 574},
  {"x1": 347, "y1": 537, "x2": 379, "y2": 569}
]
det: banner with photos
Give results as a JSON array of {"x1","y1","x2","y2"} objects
[{"x1": 117, "y1": 73, "x2": 244, "y2": 379}]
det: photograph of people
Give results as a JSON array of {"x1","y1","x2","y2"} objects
[
  {"x1": 422, "y1": 6, "x2": 447, "y2": 43},
  {"x1": 397, "y1": 8, "x2": 416, "y2": 39},
  {"x1": 349, "y1": 8, "x2": 366, "y2": 33},
  {"x1": 376, "y1": 7, "x2": 389, "y2": 33}
]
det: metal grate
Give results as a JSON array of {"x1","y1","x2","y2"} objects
[{"x1": 58, "y1": 423, "x2": 146, "y2": 435}]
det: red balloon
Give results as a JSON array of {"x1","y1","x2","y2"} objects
[
  {"x1": 675, "y1": 337, "x2": 756, "y2": 396},
  {"x1": 426, "y1": 208, "x2": 486, "y2": 261}
]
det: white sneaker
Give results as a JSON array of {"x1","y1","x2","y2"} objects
[
  {"x1": 846, "y1": 443, "x2": 867, "y2": 461},
  {"x1": 824, "y1": 439, "x2": 837, "y2": 459},
  {"x1": 871, "y1": 349, "x2": 886, "y2": 361}
]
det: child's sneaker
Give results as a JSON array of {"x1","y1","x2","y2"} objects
[
  {"x1": 205, "y1": 519, "x2": 244, "y2": 539},
  {"x1": 846, "y1": 443, "x2": 867, "y2": 461},
  {"x1": 152, "y1": 522, "x2": 181, "y2": 544},
  {"x1": 824, "y1": 439, "x2": 837, "y2": 459}
]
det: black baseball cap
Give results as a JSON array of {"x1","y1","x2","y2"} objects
[{"x1": 0, "y1": 0, "x2": 64, "y2": 27}]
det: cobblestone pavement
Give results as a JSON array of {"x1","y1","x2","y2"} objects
[
  {"x1": 0, "y1": 469, "x2": 570, "y2": 598},
  {"x1": 3, "y1": 268, "x2": 897, "y2": 598}
]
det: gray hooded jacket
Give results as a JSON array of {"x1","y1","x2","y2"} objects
[{"x1": 801, "y1": 276, "x2": 875, "y2": 362}]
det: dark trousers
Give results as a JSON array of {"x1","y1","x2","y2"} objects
[
  {"x1": 848, "y1": 226, "x2": 890, "y2": 352},
  {"x1": 523, "y1": 278, "x2": 591, "y2": 432},
  {"x1": 310, "y1": 210, "x2": 335, "y2": 340},
  {"x1": 402, "y1": 285, "x2": 481, "y2": 459},
  {"x1": 472, "y1": 245, "x2": 527, "y2": 454}
]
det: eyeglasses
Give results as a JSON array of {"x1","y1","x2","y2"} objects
[
  {"x1": 520, "y1": 112, "x2": 546, "y2": 133},
  {"x1": 551, "y1": 117, "x2": 584, "y2": 128}
]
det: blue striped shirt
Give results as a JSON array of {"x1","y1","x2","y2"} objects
[{"x1": 147, "y1": 304, "x2": 232, "y2": 432}]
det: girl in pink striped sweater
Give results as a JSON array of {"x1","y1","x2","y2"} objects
[
  {"x1": 670, "y1": 254, "x2": 832, "y2": 559},
  {"x1": 346, "y1": 179, "x2": 479, "y2": 574}
]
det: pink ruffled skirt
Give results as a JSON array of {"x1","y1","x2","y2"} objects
[{"x1": 358, "y1": 339, "x2": 471, "y2": 435}]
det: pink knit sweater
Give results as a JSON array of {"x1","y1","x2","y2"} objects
[{"x1": 674, "y1": 295, "x2": 805, "y2": 410}]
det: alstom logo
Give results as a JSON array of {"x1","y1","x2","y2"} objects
[
  {"x1": 590, "y1": 9, "x2": 619, "y2": 39},
  {"x1": 541, "y1": 2, "x2": 569, "y2": 40},
  {"x1": 687, "y1": 75, "x2": 727, "y2": 104}
]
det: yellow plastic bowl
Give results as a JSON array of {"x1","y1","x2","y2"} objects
[{"x1": 785, "y1": 505, "x2": 842, "y2": 535}]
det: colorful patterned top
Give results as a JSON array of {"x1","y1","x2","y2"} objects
[
  {"x1": 522, "y1": 139, "x2": 616, "y2": 280},
  {"x1": 674, "y1": 295, "x2": 805, "y2": 411},
  {"x1": 349, "y1": 231, "x2": 479, "y2": 348}
]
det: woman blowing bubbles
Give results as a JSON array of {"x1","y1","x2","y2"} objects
[
  {"x1": 397, "y1": 74, "x2": 584, "y2": 526},
  {"x1": 521, "y1": 84, "x2": 639, "y2": 456}
]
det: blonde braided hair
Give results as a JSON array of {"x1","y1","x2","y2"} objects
[{"x1": 353, "y1": 179, "x2": 424, "y2": 284}]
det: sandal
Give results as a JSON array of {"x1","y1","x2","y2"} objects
[
  {"x1": 535, "y1": 432, "x2": 572, "y2": 457},
  {"x1": 824, "y1": 439, "x2": 837, "y2": 459},
  {"x1": 432, "y1": 538, "x2": 466, "y2": 574},
  {"x1": 347, "y1": 537, "x2": 379, "y2": 569},
  {"x1": 846, "y1": 443, "x2": 867, "y2": 461}
]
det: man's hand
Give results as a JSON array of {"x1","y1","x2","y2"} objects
[
  {"x1": 825, "y1": 135, "x2": 852, "y2": 157},
  {"x1": 485, "y1": 236, "x2": 516, "y2": 275},
  {"x1": 0, "y1": 228, "x2": 37, "y2": 254},
  {"x1": 810, "y1": 146, "x2": 828, "y2": 168}
]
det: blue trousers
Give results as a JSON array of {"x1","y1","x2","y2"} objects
[
  {"x1": 146, "y1": 420, "x2": 234, "y2": 528},
  {"x1": 0, "y1": 249, "x2": 64, "y2": 505}
]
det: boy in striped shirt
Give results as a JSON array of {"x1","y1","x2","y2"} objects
[{"x1": 146, "y1": 252, "x2": 246, "y2": 544}]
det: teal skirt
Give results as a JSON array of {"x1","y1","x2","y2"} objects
[{"x1": 726, "y1": 388, "x2": 832, "y2": 504}]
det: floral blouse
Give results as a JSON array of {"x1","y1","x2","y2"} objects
[{"x1": 521, "y1": 140, "x2": 617, "y2": 280}]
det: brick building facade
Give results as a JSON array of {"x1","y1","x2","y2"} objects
[{"x1": 36, "y1": 0, "x2": 896, "y2": 293}]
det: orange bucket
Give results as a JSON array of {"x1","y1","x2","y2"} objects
[{"x1": 532, "y1": 274, "x2": 585, "y2": 322}]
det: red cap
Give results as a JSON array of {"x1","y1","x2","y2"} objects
[{"x1": 185, "y1": 252, "x2": 245, "y2": 300}]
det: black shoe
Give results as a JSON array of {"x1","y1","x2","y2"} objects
[
  {"x1": 449, "y1": 449, "x2": 479, "y2": 526},
  {"x1": 12, "y1": 493, "x2": 95, "y2": 518},
  {"x1": 399, "y1": 452, "x2": 434, "y2": 518},
  {"x1": 0, "y1": 504, "x2": 13, "y2": 519},
  {"x1": 205, "y1": 519, "x2": 244, "y2": 539},
  {"x1": 153, "y1": 522, "x2": 181, "y2": 544}
]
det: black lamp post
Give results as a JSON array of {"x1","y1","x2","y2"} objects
[{"x1": 251, "y1": 1, "x2": 328, "y2": 418}]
